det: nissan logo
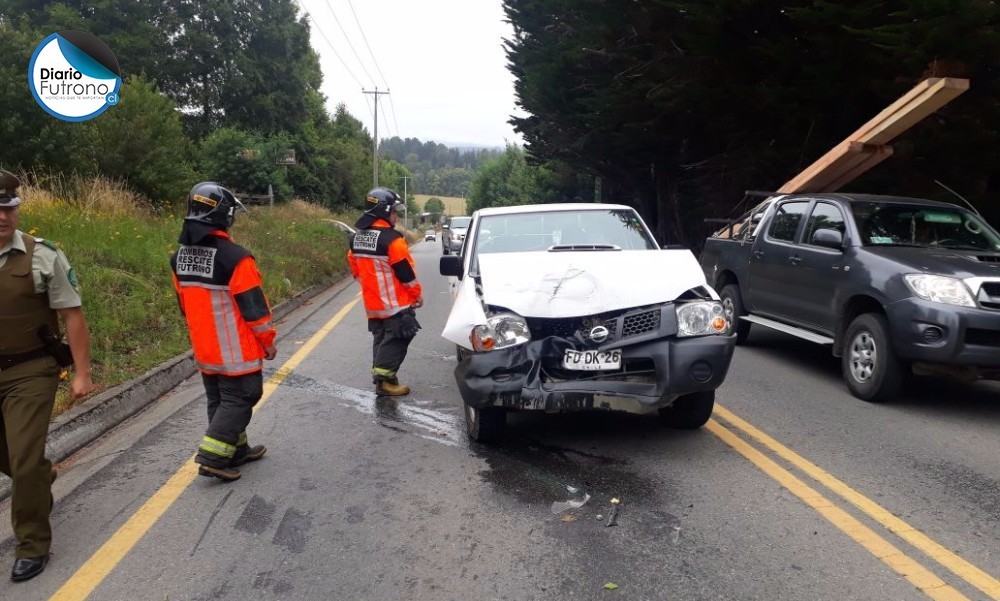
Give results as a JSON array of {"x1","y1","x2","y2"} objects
[{"x1": 588, "y1": 326, "x2": 609, "y2": 343}]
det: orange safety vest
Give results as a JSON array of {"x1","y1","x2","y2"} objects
[
  {"x1": 347, "y1": 219, "x2": 422, "y2": 319},
  {"x1": 170, "y1": 231, "x2": 276, "y2": 375}
]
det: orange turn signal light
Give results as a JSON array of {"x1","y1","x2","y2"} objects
[{"x1": 711, "y1": 316, "x2": 727, "y2": 332}]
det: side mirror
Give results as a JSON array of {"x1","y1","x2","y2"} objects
[
  {"x1": 442, "y1": 224, "x2": 450, "y2": 230},
  {"x1": 811, "y1": 228, "x2": 844, "y2": 250},
  {"x1": 440, "y1": 255, "x2": 464, "y2": 279}
]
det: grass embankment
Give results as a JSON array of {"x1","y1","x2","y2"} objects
[{"x1": 20, "y1": 177, "x2": 359, "y2": 416}]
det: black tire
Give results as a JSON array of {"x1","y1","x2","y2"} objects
[
  {"x1": 842, "y1": 313, "x2": 902, "y2": 402},
  {"x1": 464, "y1": 403, "x2": 506, "y2": 442},
  {"x1": 720, "y1": 284, "x2": 751, "y2": 344},
  {"x1": 659, "y1": 390, "x2": 715, "y2": 429}
]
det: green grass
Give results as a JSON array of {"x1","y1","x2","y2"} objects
[{"x1": 21, "y1": 195, "x2": 357, "y2": 416}]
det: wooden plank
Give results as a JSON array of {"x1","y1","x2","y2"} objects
[
  {"x1": 823, "y1": 146, "x2": 895, "y2": 192},
  {"x1": 779, "y1": 141, "x2": 877, "y2": 193},
  {"x1": 777, "y1": 77, "x2": 969, "y2": 194},
  {"x1": 848, "y1": 78, "x2": 969, "y2": 145}
]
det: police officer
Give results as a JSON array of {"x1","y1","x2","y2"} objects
[
  {"x1": 0, "y1": 169, "x2": 95, "y2": 582},
  {"x1": 170, "y1": 182, "x2": 277, "y2": 482},
  {"x1": 348, "y1": 188, "x2": 423, "y2": 396}
]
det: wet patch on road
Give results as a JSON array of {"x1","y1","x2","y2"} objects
[
  {"x1": 277, "y1": 373, "x2": 463, "y2": 446},
  {"x1": 234, "y1": 494, "x2": 277, "y2": 535},
  {"x1": 272, "y1": 507, "x2": 312, "y2": 553}
]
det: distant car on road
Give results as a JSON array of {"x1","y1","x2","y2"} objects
[
  {"x1": 424, "y1": 229, "x2": 436, "y2": 241},
  {"x1": 442, "y1": 216, "x2": 471, "y2": 254}
]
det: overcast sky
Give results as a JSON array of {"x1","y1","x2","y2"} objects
[{"x1": 296, "y1": 0, "x2": 524, "y2": 149}]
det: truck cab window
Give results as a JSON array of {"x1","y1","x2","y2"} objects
[
  {"x1": 804, "y1": 203, "x2": 846, "y2": 245},
  {"x1": 767, "y1": 201, "x2": 810, "y2": 242}
]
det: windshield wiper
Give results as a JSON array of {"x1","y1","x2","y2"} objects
[{"x1": 548, "y1": 244, "x2": 622, "y2": 251}]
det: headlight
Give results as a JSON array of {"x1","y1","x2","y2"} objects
[
  {"x1": 676, "y1": 301, "x2": 728, "y2": 337},
  {"x1": 471, "y1": 313, "x2": 531, "y2": 351},
  {"x1": 903, "y1": 274, "x2": 975, "y2": 307}
]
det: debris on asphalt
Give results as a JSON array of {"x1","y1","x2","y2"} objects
[
  {"x1": 561, "y1": 513, "x2": 578, "y2": 523},
  {"x1": 605, "y1": 503, "x2": 619, "y2": 527},
  {"x1": 603, "y1": 583, "x2": 619, "y2": 590},
  {"x1": 550, "y1": 487, "x2": 591, "y2": 514}
]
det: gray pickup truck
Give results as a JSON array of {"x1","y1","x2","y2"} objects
[{"x1": 700, "y1": 192, "x2": 1000, "y2": 401}]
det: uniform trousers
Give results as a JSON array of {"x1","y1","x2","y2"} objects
[
  {"x1": 368, "y1": 313, "x2": 414, "y2": 383},
  {"x1": 196, "y1": 371, "x2": 263, "y2": 468},
  {"x1": 0, "y1": 356, "x2": 59, "y2": 558}
]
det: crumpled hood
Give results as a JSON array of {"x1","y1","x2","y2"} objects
[{"x1": 478, "y1": 250, "x2": 711, "y2": 317}]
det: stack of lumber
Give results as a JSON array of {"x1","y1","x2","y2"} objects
[{"x1": 777, "y1": 77, "x2": 969, "y2": 193}]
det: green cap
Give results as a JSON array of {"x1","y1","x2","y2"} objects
[{"x1": 0, "y1": 170, "x2": 21, "y2": 207}]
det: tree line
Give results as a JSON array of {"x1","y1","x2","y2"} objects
[
  {"x1": 496, "y1": 0, "x2": 999, "y2": 248},
  {"x1": 0, "y1": 0, "x2": 401, "y2": 210}
]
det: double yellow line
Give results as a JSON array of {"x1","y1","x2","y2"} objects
[
  {"x1": 48, "y1": 296, "x2": 362, "y2": 601},
  {"x1": 708, "y1": 405, "x2": 999, "y2": 601}
]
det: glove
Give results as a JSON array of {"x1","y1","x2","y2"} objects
[{"x1": 398, "y1": 311, "x2": 421, "y2": 339}]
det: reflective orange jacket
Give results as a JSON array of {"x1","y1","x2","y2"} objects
[
  {"x1": 347, "y1": 219, "x2": 422, "y2": 319},
  {"x1": 170, "y1": 231, "x2": 276, "y2": 375}
]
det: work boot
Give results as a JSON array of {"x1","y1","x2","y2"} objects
[
  {"x1": 197, "y1": 465, "x2": 241, "y2": 481},
  {"x1": 375, "y1": 380, "x2": 410, "y2": 396},
  {"x1": 231, "y1": 445, "x2": 267, "y2": 467}
]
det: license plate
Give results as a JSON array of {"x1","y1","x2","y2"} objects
[{"x1": 562, "y1": 349, "x2": 622, "y2": 371}]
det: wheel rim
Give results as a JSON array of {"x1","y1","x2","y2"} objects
[{"x1": 848, "y1": 330, "x2": 877, "y2": 383}]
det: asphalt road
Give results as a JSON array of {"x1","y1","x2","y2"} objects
[{"x1": 2, "y1": 239, "x2": 998, "y2": 601}]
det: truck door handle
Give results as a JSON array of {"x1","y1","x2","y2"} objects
[{"x1": 788, "y1": 255, "x2": 801, "y2": 265}]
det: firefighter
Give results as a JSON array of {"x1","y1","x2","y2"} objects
[
  {"x1": 348, "y1": 187, "x2": 423, "y2": 396},
  {"x1": 0, "y1": 169, "x2": 95, "y2": 582},
  {"x1": 170, "y1": 182, "x2": 277, "y2": 482}
]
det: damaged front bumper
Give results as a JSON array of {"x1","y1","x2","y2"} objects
[{"x1": 454, "y1": 334, "x2": 735, "y2": 414}]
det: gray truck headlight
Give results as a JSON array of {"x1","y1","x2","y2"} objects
[
  {"x1": 903, "y1": 274, "x2": 975, "y2": 307},
  {"x1": 471, "y1": 313, "x2": 531, "y2": 351},
  {"x1": 676, "y1": 301, "x2": 728, "y2": 337}
]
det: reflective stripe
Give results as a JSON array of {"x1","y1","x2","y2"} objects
[
  {"x1": 251, "y1": 321, "x2": 273, "y2": 334},
  {"x1": 211, "y1": 289, "x2": 245, "y2": 367},
  {"x1": 365, "y1": 306, "x2": 412, "y2": 319},
  {"x1": 373, "y1": 256, "x2": 399, "y2": 313},
  {"x1": 195, "y1": 358, "x2": 262, "y2": 374},
  {"x1": 178, "y1": 281, "x2": 230, "y2": 291},
  {"x1": 372, "y1": 367, "x2": 396, "y2": 378},
  {"x1": 200, "y1": 436, "x2": 236, "y2": 458},
  {"x1": 237, "y1": 431, "x2": 248, "y2": 446},
  {"x1": 401, "y1": 280, "x2": 420, "y2": 289}
]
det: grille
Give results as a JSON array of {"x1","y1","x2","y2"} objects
[
  {"x1": 621, "y1": 308, "x2": 661, "y2": 338},
  {"x1": 966, "y1": 328, "x2": 1000, "y2": 347},
  {"x1": 981, "y1": 283, "x2": 1000, "y2": 297},
  {"x1": 977, "y1": 256, "x2": 1000, "y2": 263},
  {"x1": 528, "y1": 317, "x2": 581, "y2": 339}
]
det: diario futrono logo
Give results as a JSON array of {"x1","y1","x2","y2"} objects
[{"x1": 29, "y1": 31, "x2": 121, "y2": 122}]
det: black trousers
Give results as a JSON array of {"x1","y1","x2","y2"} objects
[
  {"x1": 196, "y1": 371, "x2": 263, "y2": 468},
  {"x1": 369, "y1": 313, "x2": 414, "y2": 383}
]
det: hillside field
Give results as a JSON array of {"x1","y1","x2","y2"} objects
[{"x1": 413, "y1": 194, "x2": 466, "y2": 216}]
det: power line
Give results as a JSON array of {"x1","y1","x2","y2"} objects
[
  {"x1": 294, "y1": 0, "x2": 365, "y2": 89},
  {"x1": 387, "y1": 95, "x2": 401, "y2": 138},
  {"x1": 379, "y1": 95, "x2": 393, "y2": 139},
  {"x1": 346, "y1": 0, "x2": 389, "y2": 88},
  {"x1": 319, "y1": 0, "x2": 376, "y2": 87}
]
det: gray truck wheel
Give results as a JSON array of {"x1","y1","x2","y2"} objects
[
  {"x1": 842, "y1": 313, "x2": 902, "y2": 402},
  {"x1": 464, "y1": 403, "x2": 506, "y2": 442},
  {"x1": 720, "y1": 285, "x2": 751, "y2": 344},
  {"x1": 659, "y1": 390, "x2": 715, "y2": 429}
]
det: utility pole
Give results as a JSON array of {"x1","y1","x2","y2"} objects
[
  {"x1": 362, "y1": 88, "x2": 390, "y2": 187},
  {"x1": 399, "y1": 175, "x2": 411, "y2": 229}
]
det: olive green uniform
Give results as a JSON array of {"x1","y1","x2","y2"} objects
[{"x1": 0, "y1": 230, "x2": 81, "y2": 559}]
